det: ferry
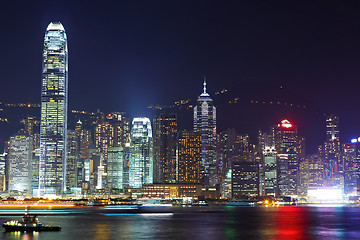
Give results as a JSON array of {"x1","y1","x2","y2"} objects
[{"x1": 3, "y1": 213, "x2": 61, "y2": 231}]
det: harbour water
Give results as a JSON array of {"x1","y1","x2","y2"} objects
[{"x1": 1, "y1": 206, "x2": 360, "y2": 240}]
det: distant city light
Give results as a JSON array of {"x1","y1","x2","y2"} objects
[{"x1": 351, "y1": 138, "x2": 358, "y2": 143}]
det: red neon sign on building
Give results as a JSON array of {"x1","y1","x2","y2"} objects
[{"x1": 278, "y1": 119, "x2": 293, "y2": 129}]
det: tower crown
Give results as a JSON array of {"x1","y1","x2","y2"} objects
[
  {"x1": 46, "y1": 22, "x2": 65, "y2": 31},
  {"x1": 200, "y1": 77, "x2": 210, "y2": 97}
]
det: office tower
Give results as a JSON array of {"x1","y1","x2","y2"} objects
[
  {"x1": 75, "y1": 120, "x2": 92, "y2": 189},
  {"x1": 153, "y1": 112, "x2": 177, "y2": 183},
  {"x1": 217, "y1": 129, "x2": 237, "y2": 198},
  {"x1": 299, "y1": 155, "x2": 324, "y2": 196},
  {"x1": 8, "y1": 134, "x2": 33, "y2": 194},
  {"x1": 66, "y1": 130, "x2": 78, "y2": 191},
  {"x1": 232, "y1": 134, "x2": 252, "y2": 163},
  {"x1": 95, "y1": 121, "x2": 114, "y2": 166},
  {"x1": 108, "y1": 113, "x2": 130, "y2": 148},
  {"x1": 84, "y1": 147, "x2": 101, "y2": 191},
  {"x1": 323, "y1": 115, "x2": 342, "y2": 187},
  {"x1": 217, "y1": 129, "x2": 237, "y2": 175},
  {"x1": 176, "y1": 130, "x2": 202, "y2": 184},
  {"x1": 275, "y1": 119, "x2": 299, "y2": 196},
  {"x1": 193, "y1": 80, "x2": 217, "y2": 186},
  {"x1": 31, "y1": 149, "x2": 40, "y2": 195},
  {"x1": 258, "y1": 130, "x2": 276, "y2": 196},
  {"x1": 263, "y1": 146, "x2": 277, "y2": 197},
  {"x1": 0, "y1": 152, "x2": 6, "y2": 191},
  {"x1": 122, "y1": 143, "x2": 130, "y2": 189},
  {"x1": 343, "y1": 141, "x2": 360, "y2": 195},
  {"x1": 39, "y1": 22, "x2": 68, "y2": 196},
  {"x1": 94, "y1": 113, "x2": 130, "y2": 189},
  {"x1": 232, "y1": 161, "x2": 259, "y2": 199},
  {"x1": 129, "y1": 117, "x2": 153, "y2": 188},
  {"x1": 107, "y1": 147, "x2": 124, "y2": 191}
]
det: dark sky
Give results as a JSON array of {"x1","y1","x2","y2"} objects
[{"x1": 1, "y1": 1, "x2": 360, "y2": 153}]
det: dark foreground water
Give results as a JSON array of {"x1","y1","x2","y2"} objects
[{"x1": 1, "y1": 206, "x2": 360, "y2": 240}]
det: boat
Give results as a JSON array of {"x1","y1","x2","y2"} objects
[{"x1": 3, "y1": 213, "x2": 61, "y2": 231}]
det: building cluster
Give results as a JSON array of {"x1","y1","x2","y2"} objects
[{"x1": 1, "y1": 22, "x2": 359, "y2": 201}]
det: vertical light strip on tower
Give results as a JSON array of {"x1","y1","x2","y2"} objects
[{"x1": 39, "y1": 22, "x2": 68, "y2": 197}]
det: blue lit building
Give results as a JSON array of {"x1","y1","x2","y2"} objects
[
  {"x1": 39, "y1": 22, "x2": 68, "y2": 196},
  {"x1": 129, "y1": 118, "x2": 153, "y2": 188}
]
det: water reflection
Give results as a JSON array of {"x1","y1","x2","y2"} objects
[
  {"x1": 3, "y1": 231, "x2": 39, "y2": 240},
  {"x1": 2, "y1": 207, "x2": 360, "y2": 240},
  {"x1": 272, "y1": 207, "x2": 309, "y2": 240}
]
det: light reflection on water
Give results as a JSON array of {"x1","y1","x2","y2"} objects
[{"x1": 2, "y1": 206, "x2": 360, "y2": 240}]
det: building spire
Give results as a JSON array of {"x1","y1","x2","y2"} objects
[{"x1": 203, "y1": 76, "x2": 207, "y2": 94}]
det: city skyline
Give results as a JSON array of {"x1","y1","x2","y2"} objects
[
  {"x1": 1, "y1": 1, "x2": 360, "y2": 153},
  {"x1": 1, "y1": 3, "x2": 360, "y2": 238}
]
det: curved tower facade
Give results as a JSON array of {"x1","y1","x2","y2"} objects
[
  {"x1": 193, "y1": 80, "x2": 217, "y2": 186},
  {"x1": 39, "y1": 22, "x2": 68, "y2": 196}
]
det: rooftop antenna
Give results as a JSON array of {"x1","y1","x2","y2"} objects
[{"x1": 203, "y1": 76, "x2": 207, "y2": 94}]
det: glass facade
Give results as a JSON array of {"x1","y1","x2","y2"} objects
[
  {"x1": 8, "y1": 134, "x2": 33, "y2": 194},
  {"x1": 193, "y1": 80, "x2": 217, "y2": 186},
  {"x1": 39, "y1": 22, "x2": 68, "y2": 196},
  {"x1": 153, "y1": 113, "x2": 177, "y2": 183},
  {"x1": 107, "y1": 147, "x2": 124, "y2": 191},
  {"x1": 129, "y1": 117, "x2": 153, "y2": 188}
]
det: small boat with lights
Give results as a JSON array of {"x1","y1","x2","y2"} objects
[{"x1": 3, "y1": 213, "x2": 62, "y2": 232}]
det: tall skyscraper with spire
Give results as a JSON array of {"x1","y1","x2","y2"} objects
[
  {"x1": 39, "y1": 22, "x2": 68, "y2": 196},
  {"x1": 193, "y1": 79, "x2": 217, "y2": 186}
]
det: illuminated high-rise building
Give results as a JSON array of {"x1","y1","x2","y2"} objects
[
  {"x1": 39, "y1": 22, "x2": 68, "y2": 196},
  {"x1": 343, "y1": 140, "x2": 360, "y2": 195},
  {"x1": 8, "y1": 134, "x2": 33, "y2": 195},
  {"x1": 153, "y1": 113, "x2": 177, "y2": 183},
  {"x1": 299, "y1": 155, "x2": 324, "y2": 196},
  {"x1": 232, "y1": 161, "x2": 259, "y2": 199},
  {"x1": 193, "y1": 80, "x2": 217, "y2": 186},
  {"x1": 176, "y1": 130, "x2": 202, "y2": 184},
  {"x1": 275, "y1": 119, "x2": 299, "y2": 196},
  {"x1": 323, "y1": 115, "x2": 342, "y2": 187},
  {"x1": 75, "y1": 120, "x2": 92, "y2": 189},
  {"x1": 0, "y1": 152, "x2": 6, "y2": 192},
  {"x1": 66, "y1": 130, "x2": 78, "y2": 191},
  {"x1": 263, "y1": 146, "x2": 277, "y2": 197},
  {"x1": 107, "y1": 147, "x2": 124, "y2": 191},
  {"x1": 129, "y1": 117, "x2": 153, "y2": 188},
  {"x1": 95, "y1": 121, "x2": 114, "y2": 166}
]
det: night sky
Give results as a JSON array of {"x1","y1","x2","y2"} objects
[{"x1": 1, "y1": 1, "x2": 360, "y2": 153}]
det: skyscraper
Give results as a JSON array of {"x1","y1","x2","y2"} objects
[
  {"x1": 323, "y1": 115, "x2": 342, "y2": 187},
  {"x1": 176, "y1": 130, "x2": 202, "y2": 184},
  {"x1": 153, "y1": 112, "x2": 177, "y2": 183},
  {"x1": 66, "y1": 130, "x2": 78, "y2": 191},
  {"x1": 8, "y1": 134, "x2": 33, "y2": 195},
  {"x1": 275, "y1": 119, "x2": 299, "y2": 196},
  {"x1": 129, "y1": 117, "x2": 153, "y2": 188},
  {"x1": 39, "y1": 22, "x2": 68, "y2": 196},
  {"x1": 107, "y1": 147, "x2": 124, "y2": 191},
  {"x1": 193, "y1": 80, "x2": 217, "y2": 186},
  {"x1": 263, "y1": 146, "x2": 277, "y2": 197}
]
